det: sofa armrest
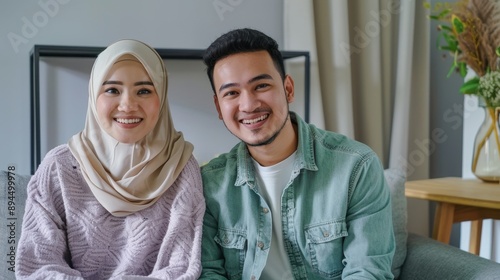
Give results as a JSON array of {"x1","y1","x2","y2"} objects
[{"x1": 399, "y1": 232, "x2": 500, "y2": 280}]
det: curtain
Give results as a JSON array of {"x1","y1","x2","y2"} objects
[{"x1": 284, "y1": 0, "x2": 430, "y2": 236}]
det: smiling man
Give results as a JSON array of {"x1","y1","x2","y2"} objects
[{"x1": 200, "y1": 28, "x2": 395, "y2": 280}]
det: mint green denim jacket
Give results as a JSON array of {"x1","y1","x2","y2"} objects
[{"x1": 200, "y1": 112, "x2": 395, "y2": 280}]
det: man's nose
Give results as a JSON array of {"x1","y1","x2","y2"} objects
[{"x1": 239, "y1": 91, "x2": 260, "y2": 112}]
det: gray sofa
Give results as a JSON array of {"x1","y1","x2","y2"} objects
[
  {"x1": 1, "y1": 169, "x2": 500, "y2": 279},
  {"x1": 384, "y1": 168, "x2": 500, "y2": 280},
  {"x1": 401, "y1": 233, "x2": 500, "y2": 279}
]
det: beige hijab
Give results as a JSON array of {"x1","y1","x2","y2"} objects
[{"x1": 68, "y1": 39, "x2": 193, "y2": 217}]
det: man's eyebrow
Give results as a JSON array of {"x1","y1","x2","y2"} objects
[
  {"x1": 248, "y1": 74, "x2": 273, "y2": 84},
  {"x1": 218, "y1": 74, "x2": 273, "y2": 92},
  {"x1": 219, "y1": 82, "x2": 239, "y2": 92}
]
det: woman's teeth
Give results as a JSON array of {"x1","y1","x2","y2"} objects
[{"x1": 116, "y1": 118, "x2": 141, "y2": 124}]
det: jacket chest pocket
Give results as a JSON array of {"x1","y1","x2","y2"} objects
[
  {"x1": 305, "y1": 221, "x2": 347, "y2": 279},
  {"x1": 215, "y1": 228, "x2": 247, "y2": 280}
]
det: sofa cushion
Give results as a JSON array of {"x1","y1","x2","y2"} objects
[
  {"x1": 400, "y1": 232, "x2": 500, "y2": 279},
  {"x1": 384, "y1": 168, "x2": 408, "y2": 279},
  {"x1": 0, "y1": 170, "x2": 31, "y2": 280}
]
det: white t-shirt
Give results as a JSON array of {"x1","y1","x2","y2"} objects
[{"x1": 252, "y1": 151, "x2": 296, "y2": 280}]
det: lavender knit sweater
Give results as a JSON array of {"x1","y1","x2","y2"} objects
[{"x1": 15, "y1": 145, "x2": 205, "y2": 280}]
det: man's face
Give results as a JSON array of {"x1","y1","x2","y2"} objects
[{"x1": 212, "y1": 50, "x2": 294, "y2": 147}]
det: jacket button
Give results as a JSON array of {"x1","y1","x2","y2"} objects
[
  {"x1": 323, "y1": 231, "x2": 330, "y2": 237},
  {"x1": 262, "y1": 208, "x2": 269, "y2": 213},
  {"x1": 257, "y1": 241, "x2": 264, "y2": 249}
]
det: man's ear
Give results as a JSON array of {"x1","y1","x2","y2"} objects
[
  {"x1": 284, "y1": 75, "x2": 295, "y2": 103},
  {"x1": 213, "y1": 94, "x2": 223, "y2": 120}
]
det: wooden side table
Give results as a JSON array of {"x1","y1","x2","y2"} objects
[{"x1": 405, "y1": 177, "x2": 500, "y2": 255}]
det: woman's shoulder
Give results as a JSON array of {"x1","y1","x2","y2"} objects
[
  {"x1": 28, "y1": 145, "x2": 82, "y2": 203},
  {"x1": 169, "y1": 155, "x2": 203, "y2": 197},
  {"x1": 172, "y1": 155, "x2": 199, "y2": 178},
  {"x1": 36, "y1": 144, "x2": 77, "y2": 173},
  {"x1": 43, "y1": 144, "x2": 73, "y2": 160},
  {"x1": 177, "y1": 155, "x2": 202, "y2": 186},
  {"x1": 184, "y1": 154, "x2": 201, "y2": 170}
]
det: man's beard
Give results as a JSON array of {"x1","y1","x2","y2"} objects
[{"x1": 244, "y1": 110, "x2": 289, "y2": 147}]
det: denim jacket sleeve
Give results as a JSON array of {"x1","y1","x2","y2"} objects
[
  {"x1": 200, "y1": 207, "x2": 229, "y2": 280},
  {"x1": 341, "y1": 155, "x2": 395, "y2": 279}
]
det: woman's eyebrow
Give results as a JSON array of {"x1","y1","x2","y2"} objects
[
  {"x1": 134, "y1": 81, "x2": 154, "y2": 86},
  {"x1": 102, "y1": 80, "x2": 122, "y2": 85},
  {"x1": 102, "y1": 81, "x2": 153, "y2": 86}
]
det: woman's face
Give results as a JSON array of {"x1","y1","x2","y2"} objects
[{"x1": 96, "y1": 58, "x2": 160, "y2": 143}]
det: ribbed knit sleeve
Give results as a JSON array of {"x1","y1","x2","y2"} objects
[{"x1": 15, "y1": 145, "x2": 205, "y2": 280}]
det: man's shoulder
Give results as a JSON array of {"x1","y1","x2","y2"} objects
[
  {"x1": 201, "y1": 141, "x2": 243, "y2": 173},
  {"x1": 310, "y1": 126, "x2": 375, "y2": 157},
  {"x1": 201, "y1": 150, "x2": 237, "y2": 173},
  {"x1": 200, "y1": 143, "x2": 246, "y2": 193}
]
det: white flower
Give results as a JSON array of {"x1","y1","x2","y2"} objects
[{"x1": 478, "y1": 71, "x2": 500, "y2": 107}]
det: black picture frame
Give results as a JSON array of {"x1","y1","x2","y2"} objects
[{"x1": 29, "y1": 45, "x2": 310, "y2": 174}]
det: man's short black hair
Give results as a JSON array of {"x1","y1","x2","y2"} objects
[{"x1": 203, "y1": 28, "x2": 286, "y2": 93}]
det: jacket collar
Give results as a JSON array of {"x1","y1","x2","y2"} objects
[{"x1": 234, "y1": 112, "x2": 318, "y2": 187}]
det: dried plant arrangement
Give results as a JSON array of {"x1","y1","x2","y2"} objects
[
  {"x1": 427, "y1": 0, "x2": 500, "y2": 179},
  {"x1": 427, "y1": 0, "x2": 500, "y2": 103}
]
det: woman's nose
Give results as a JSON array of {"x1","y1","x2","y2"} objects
[{"x1": 118, "y1": 92, "x2": 138, "y2": 112}]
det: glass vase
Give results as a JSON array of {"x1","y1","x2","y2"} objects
[{"x1": 472, "y1": 106, "x2": 500, "y2": 182}]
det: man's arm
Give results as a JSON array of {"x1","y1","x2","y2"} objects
[
  {"x1": 342, "y1": 156, "x2": 395, "y2": 279},
  {"x1": 199, "y1": 208, "x2": 229, "y2": 279}
]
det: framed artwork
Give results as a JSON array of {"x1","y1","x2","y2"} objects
[{"x1": 30, "y1": 45, "x2": 310, "y2": 174}]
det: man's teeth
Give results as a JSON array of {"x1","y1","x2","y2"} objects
[
  {"x1": 116, "y1": 118, "x2": 141, "y2": 124},
  {"x1": 242, "y1": 115, "x2": 268, "y2": 124}
]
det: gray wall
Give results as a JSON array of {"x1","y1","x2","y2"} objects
[
  {"x1": 429, "y1": 0, "x2": 463, "y2": 246},
  {"x1": 0, "y1": 0, "x2": 284, "y2": 175},
  {"x1": 2, "y1": 0, "x2": 464, "y2": 247}
]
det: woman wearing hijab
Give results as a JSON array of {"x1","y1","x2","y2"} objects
[{"x1": 15, "y1": 39, "x2": 204, "y2": 279}]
